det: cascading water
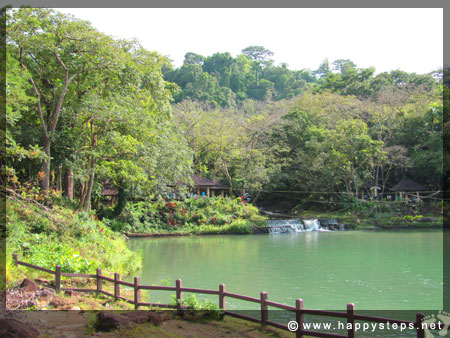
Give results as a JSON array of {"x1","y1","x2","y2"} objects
[
  {"x1": 267, "y1": 218, "x2": 342, "y2": 233},
  {"x1": 267, "y1": 219, "x2": 304, "y2": 233},
  {"x1": 303, "y1": 219, "x2": 321, "y2": 231}
]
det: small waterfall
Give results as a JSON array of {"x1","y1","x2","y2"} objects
[
  {"x1": 303, "y1": 219, "x2": 321, "y2": 231},
  {"x1": 267, "y1": 219, "x2": 304, "y2": 233},
  {"x1": 267, "y1": 218, "x2": 343, "y2": 233}
]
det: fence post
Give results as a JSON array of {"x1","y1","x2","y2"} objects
[
  {"x1": 114, "y1": 273, "x2": 120, "y2": 300},
  {"x1": 134, "y1": 277, "x2": 140, "y2": 310},
  {"x1": 296, "y1": 299, "x2": 304, "y2": 338},
  {"x1": 176, "y1": 279, "x2": 182, "y2": 310},
  {"x1": 416, "y1": 312, "x2": 424, "y2": 338},
  {"x1": 55, "y1": 265, "x2": 61, "y2": 293},
  {"x1": 96, "y1": 268, "x2": 102, "y2": 293},
  {"x1": 260, "y1": 292, "x2": 268, "y2": 325},
  {"x1": 346, "y1": 303, "x2": 356, "y2": 338},
  {"x1": 219, "y1": 284, "x2": 226, "y2": 310},
  {"x1": 12, "y1": 253, "x2": 18, "y2": 267}
]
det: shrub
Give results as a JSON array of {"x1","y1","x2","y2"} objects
[
  {"x1": 115, "y1": 196, "x2": 266, "y2": 234},
  {"x1": 6, "y1": 199, "x2": 142, "y2": 282}
]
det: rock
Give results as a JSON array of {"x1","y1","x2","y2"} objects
[
  {"x1": 70, "y1": 306, "x2": 81, "y2": 311},
  {"x1": 20, "y1": 278, "x2": 40, "y2": 293},
  {"x1": 38, "y1": 290, "x2": 53, "y2": 306},
  {"x1": 95, "y1": 312, "x2": 132, "y2": 332},
  {"x1": 64, "y1": 290, "x2": 74, "y2": 297},
  {"x1": 34, "y1": 278, "x2": 50, "y2": 285},
  {"x1": 0, "y1": 319, "x2": 40, "y2": 338},
  {"x1": 42, "y1": 287, "x2": 55, "y2": 294},
  {"x1": 121, "y1": 312, "x2": 170, "y2": 326}
]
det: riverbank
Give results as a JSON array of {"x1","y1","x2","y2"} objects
[
  {"x1": 5, "y1": 198, "x2": 142, "y2": 290},
  {"x1": 123, "y1": 216, "x2": 442, "y2": 237}
]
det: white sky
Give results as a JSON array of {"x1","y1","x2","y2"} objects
[{"x1": 55, "y1": 8, "x2": 443, "y2": 74}]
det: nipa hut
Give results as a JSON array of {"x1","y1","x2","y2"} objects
[
  {"x1": 390, "y1": 178, "x2": 426, "y2": 201},
  {"x1": 190, "y1": 175, "x2": 230, "y2": 197},
  {"x1": 169, "y1": 174, "x2": 230, "y2": 198},
  {"x1": 101, "y1": 180, "x2": 119, "y2": 206}
]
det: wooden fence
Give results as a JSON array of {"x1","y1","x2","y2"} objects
[{"x1": 12, "y1": 253, "x2": 425, "y2": 338}]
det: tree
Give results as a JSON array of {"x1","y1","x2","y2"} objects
[
  {"x1": 183, "y1": 52, "x2": 204, "y2": 65},
  {"x1": 312, "y1": 59, "x2": 331, "y2": 79},
  {"x1": 322, "y1": 119, "x2": 383, "y2": 196},
  {"x1": 332, "y1": 59, "x2": 356, "y2": 74},
  {"x1": 5, "y1": 50, "x2": 47, "y2": 185},
  {"x1": 241, "y1": 46, "x2": 274, "y2": 86},
  {"x1": 7, "y1": 8, "x2": 193, "y2": 211},
  {"x1": 202, "y1": 52, "x2": 234, "y2": 87},
  {"x1": 7, "y1": 8, "x2": 130, "y2": 191}
]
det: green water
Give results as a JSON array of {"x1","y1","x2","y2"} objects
[{"x1": 127, "y1": 230, "x2": 442, "y2": 311}]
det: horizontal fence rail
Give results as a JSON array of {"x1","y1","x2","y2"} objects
[{"x1": 12, "y1": 253, "x2": 425, "y2": 338}]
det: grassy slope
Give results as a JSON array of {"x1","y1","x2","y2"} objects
[{"x1": 6, "y1": 198, "x2": 142, "y2": 288}]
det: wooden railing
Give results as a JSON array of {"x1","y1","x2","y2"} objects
[{"x1": 12, "y1": 254, "x2": 425, "y2": 338}]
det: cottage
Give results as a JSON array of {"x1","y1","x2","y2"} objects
[
  {"x1": 101, "y1": 180, "x2": 119, "y2": 206},
  {"x1": 390, "y1": 178, "x2": 426, "y2": 201},
  {"x1": 169, "y1": 174, "x2": 230, "y2": 198},
  {"x1": 190, "y1": 175, "x2": 230, "y2": 197}
]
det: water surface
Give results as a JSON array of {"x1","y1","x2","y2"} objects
[{"x1": 127, "y1": 230, "x2": 442, "y2": 311}]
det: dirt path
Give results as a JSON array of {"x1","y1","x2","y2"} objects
[{"x1": 4, "y1": 310, "x2": 295, "y2": 338}]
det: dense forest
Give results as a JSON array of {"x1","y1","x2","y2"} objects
[
  {"x1": 2, "y1": 7, "x2": 447, "y2": 284},
  {"x1": 6, "y1": 8, "x2": 443, "y2": 207}
]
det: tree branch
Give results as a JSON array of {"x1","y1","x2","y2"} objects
[{"x1": 19, "y1": 48, "x2": 49, "y2": 141}]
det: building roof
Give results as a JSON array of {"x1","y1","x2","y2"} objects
[
  {"x1": 390, "y1": 178, "x2": 426, "y2": 192},
  {"x1": 170, "y1": 174, "x2": 229, "y2": 190},
  {"x1": 102, "y1": 180, "x2": 119, "y2": 196},
  {"x1": 190, "y1": 175, "x2": 226, "y2": 188}
]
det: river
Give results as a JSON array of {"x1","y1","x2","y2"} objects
[{"x1": 127, "y1": 230, "x2": 442, "y2": 311}]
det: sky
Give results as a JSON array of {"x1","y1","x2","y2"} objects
[{"x1": 55, "y1": 8, "x2": 443, "y2": 74}]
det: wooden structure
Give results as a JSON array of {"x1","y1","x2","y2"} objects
[
  {"x1": 101, "y1": 180, "x2": 119, "y2": 206},
  {"x1": 12, "y1": 253, "x2": 426, "y2": 338},
  {"x1": 390, "y1": 178, "x2": 426, "y2": 201},
  {"x1": 170, "y1": 174, "x2": 230, "y2": 197},
  {"x1": 190, "y1": 174, "x2": 230, "y2": 197},
  {"x1": 359, "y1": 182, "x2": 382, "y2": 200}
]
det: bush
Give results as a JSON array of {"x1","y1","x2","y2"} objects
[
  {"x1": 113, "y1": 196, "x2": 266, "y2": 234},
  {"x1": 6, "y1": 199, "x2": 142, "y2": 284}
]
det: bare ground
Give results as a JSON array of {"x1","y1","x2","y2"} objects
[{"x1": 2, "y1": 310, "x2": 295, "y2": 338}]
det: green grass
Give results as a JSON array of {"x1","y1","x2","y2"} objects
[{"x1": 6, "y1": 199, "x2": 142, "y2": 287}]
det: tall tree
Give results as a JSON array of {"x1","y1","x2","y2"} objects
[
  {"x1": 7, "y1": 8, "x2": 129, "y2": 191},
  {"x1": 241, "y1": 46, "x2": 274, "y2": 86}
]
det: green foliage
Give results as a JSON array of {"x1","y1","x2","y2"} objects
[
  {"x1": 6, "y1": 198, "x2": 141, "y2": 282},
  {"x1": 392, "y1": 215, "x2": 424, "y2": 221},
  {"x1": 26, "y1": 241, "x2": 95, "y2": 273},
  {"x1": 7, "y1": 7, "x2": 192, "y2": 208},
  {"x1": 5, "y1": 4, "x2": 443, "y2": 234},
  {"x1": 171, "y1": 293, "x2": 219, "y2": 311},
  {"x1": 110, "y1": 197, "x2": 264, "y2": 234}
]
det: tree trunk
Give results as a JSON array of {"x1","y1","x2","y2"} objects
[
  {"x1": 78, "y1": 183, "x2": 87, "y2": 210},
  {"x1": 41, "y1": 141, "x2": 51, "y2": 191},
  {"x1": 58, "y1": 165, "x2": 62, "y2": 192},
  {"x1": 83, "y1": 160, "x2": 96, "y2": 212},
  {"x1": 82, "y1": 133, "x2": 97, "y2": 211},
  {"x1": 66, "y1": 168, "x2": 73, "y2": 200}
]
